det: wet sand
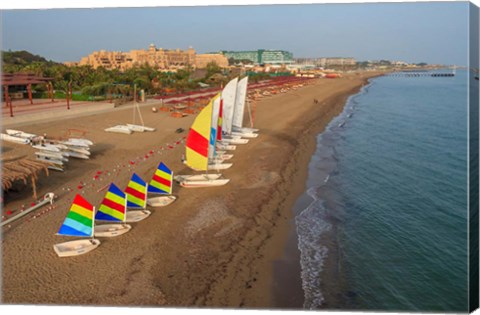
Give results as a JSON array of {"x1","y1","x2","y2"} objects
[{"x1": 1, "y1": 71, "x2": 383, "y2": 308}]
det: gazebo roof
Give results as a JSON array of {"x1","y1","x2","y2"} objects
[{"x1": 1, "y1": 73, "x2": 53, "y2": 87}]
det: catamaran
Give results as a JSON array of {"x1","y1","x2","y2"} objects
[
  {"x1": 146, "y1": 162, "x2": 177, "y2": 207},
  {"x1": 218, "y1": 77, "x2": 250, "y2": 145},
  {"x1": 53, "y1": 194, "x2": 101, "y2": 257},
  {"x1": 177, "y1": 93, "x2": 230, "y2": 187},
  {"x1": 124, "y1": 173, "x2": 151, "y2": 221},
  {"x1": 231, "y1": 76, "x2": 259, "y2": 136},
  {"x1": 94, "y1": 183, "x2": 132, "y2": 237}
]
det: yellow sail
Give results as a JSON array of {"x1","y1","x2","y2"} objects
[{"x1": 185, "y1": 94, "x2": 218, "y2": 170}]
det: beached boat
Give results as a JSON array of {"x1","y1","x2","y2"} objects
[
  {"x1": 5, "y1": 129, "x2": 42, "y2": 140},
  {"x1": 124, "y1": 173, "x2": 151, "y2": 222},
  {"x1": 178, "y1": 93, "x2": 230, "y2": 187},
  {"x1": 174, "y1": 173, "x2": 222, "y2": 182},
  {"x1": 36, "y1": 156, "x2": 65, "y2": 166},
  {"x1": 221, "y1": 77, "x2": 239, "y2": 139},
  {"x1": 218, "y1": 137, "x2": 249, "y2": 145},
  {"x1": 68, "y1": 138, "x2": 94, "y2": 146},
  {"x1": 146, "y1": 162, "x2": 177, "y2": 207},
  {"x1": 208, "y1": 162, "x2": 233, "y2": 170},
  {"x1": 54, "y1": 194, "x2": 101, "y2": 257},
  {"x1": 32, "y1": 143, "x2": 63, "y2": 153},
  {"x1": 180, "y1": 178, "x2": 230, "y2": 188},
  {"x1": 216, "y1": 143, "x2": 236, "y2": 151},
  {"x1": 47, "y1": 165, "x2": 65, "y2": 172},
  {"x1": 105, "y1": 125, "x2": 133, "y2": 134},
  {"x1": 94, "y1": 183, "x2": 132, "y2": 237},
  {"x1": 232, "y1": 76, "x2": 260, "y2": 136},
  {"x1": 126, "y1": 124, "x2": 155, "y2": 132},
  {"x1": 64, "y1": 151, "x2": 90, "y2": 160},
  {"x1": 1, "y1": 133, "x2": 31, "y2": 145},
  {"x1": 64, "y1": 146, "x2": 91, "y2": 155},
  {"x1": 35, "y1": 151, "x2": 69, "y2": 162},
  {"x1": 126, "y1": 124, "x2": 145, "y2": 132},
  {"x1": 231, "y1": 131, "x2": 258, "y2": 138},
  {"x1": 59, "y1": 141, "x2": 90, "y2": 148}
]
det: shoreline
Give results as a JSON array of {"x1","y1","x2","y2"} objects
[
  {"x1": 1, "y1": 71, "x2": 384, "y2": 308},
  {"x1": 269, "y1": 77, "x2": 380, "y2": 310}
]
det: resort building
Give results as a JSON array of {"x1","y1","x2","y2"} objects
[
  {"x1": 195, "y1": 53, "x2": 229, "y2": 68},
  {"x1": 317, "y1": 57, "x2": 357, "y2": 68},
  {"x1": 220, "y1": 49, "x2": 294, "y2": 65},
  {"x1": 71, "y1": 44, "x2": 227, "y2": 70}
]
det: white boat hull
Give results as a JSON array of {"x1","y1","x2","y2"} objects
[
  {"x1": 94, "y1": 224, "x2": 131, "y2": 237},
  {"x1": 60, "y1": 141, "x2": 90, "y2": 148},
  {"x1": 1, "y1": 133, "x2": 31, "y2": 145},
  {"x1": 219, "y1": 138, "x2": 249, "y2": 145},
  {"x1": 174, "y1": 174, "x2": 222, "y2": 182},
  {"x1": 216, "y1": 144, "x2": 236, "y2": 151},
  {"x1": 231, "y1": 131, "x2": 258, "y2": 138},
  {"x1": 126, "y1": 124, "x2": 145, "y2": 132},
  {"x1": 222, "y1": 134, "x2": 242, "y2": 140},
  {"x1": 65, "y1": 147, "x2": 91, "y2": 155},
  {"x1": 215, "y1": 154, "x2": 234, "y2": 160},
  {"x1": 53, "y1": 239, "x2": 100, "y2": 257},
  {"x1": 65, "y1": 151, "x2": 90, "y2": 160},
  {"x1": 127, "y1": 124, "x2": 156, "y2": 132},
  {"x1": 125, "y1": 210, "x2": 151, "y2": 222},
  {"x1": 6, "y1": 129, "x2": 40, "y2": 140},
  {"x1": 208, "y1": 163, "x2": 233, "y2": 170},
  {"x1": 36, "y1": 156, "x2": 65, "y2": 166},
  {"x1": 147, "y1": 195, "x2": 176, "y2": 207},
  {"x1": 68, "y1": 138, "x2": 94, "y2": 146},
  {"x1": 180, "y1": 178, "x2": 230, "y2": 188},
  {"x1": 47, "y1": 165, "x2": 65, "y2": 172},
  {"x1": 35, "y1": 152, "x2": 69, "y2": 162},
  {"x1": 105, "y1": 125, "x2": 133, "y2": 134},
  {"x1": 233, "y1": 126, "x2": 259, "y2": 133},
  {"x1": 32, "y1": 144, "x2": 62, "y2": 152}
]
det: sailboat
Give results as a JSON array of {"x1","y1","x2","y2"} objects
[
  {"x1": 209, "y1": 93, "x2": 234, "y2": 166},
  {"x1": 218, "y1": 77, "x2": 249, "y2": 145},
  {"x1": 106, "y1": 85, "x2": 155, "y2": 133},
  {"x1": 177, "y1": 93, "x2": 230, "y2": 187},
  {"x1": 146, "y1": 162, "x2": 177, "y2": 207},
  {"x1": 53, "y1": 194, "x2": 101, "y2": 257},
  {"x1": 124, "y1": 173, "x2": 151, "y2": 222},
  {"x1": 94, "y1": 183, "x2": 132, "y2": 237},
  {"x1": 231, "y1": 76, "x2": 259, "y2": 136}
]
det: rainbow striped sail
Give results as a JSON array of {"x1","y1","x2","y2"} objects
[
  {"x1": 148, "y1": 162, "x2": 173, "y2": 195},
  {"x1": 125, "y1": 173, "x2": 147, "y2": 209},
  {"x1": 57, "y1": 194, "x2": 95, "y2": 237},
  {"x1": 95, "y1": 183, "x2": 127, "y2": 222},
  {"x1": 185, "y1": 94, "x2": 215, "y2": 170}
]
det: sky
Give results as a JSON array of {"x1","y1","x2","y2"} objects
[{"x1": 0, "y1": 0, "x2": 474, "y2": 66}]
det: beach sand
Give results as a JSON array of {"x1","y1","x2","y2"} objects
[{"x1": 1, "y1": 71, "x2": 382, "y2": 308}]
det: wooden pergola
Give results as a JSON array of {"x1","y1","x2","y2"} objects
[{"x1": 1, "y1": 73, "x2": 54, "y2": 117}]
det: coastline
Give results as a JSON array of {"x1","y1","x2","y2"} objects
[{"x1": 1, "y1": 71, "x2": 383, "y2": 308}]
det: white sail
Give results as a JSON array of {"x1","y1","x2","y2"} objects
[
  {"x1": 232, "y1": 76, "x2": 248, "y2": 129},
  {"x1": 221, "y1": 77, "x2": 239, "y2": 135}
]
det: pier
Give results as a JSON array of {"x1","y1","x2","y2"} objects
[{"x1": 387, "y1": 72, "x2": 455, "y2": 78}]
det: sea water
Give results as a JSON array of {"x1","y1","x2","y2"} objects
[{"x1": 296, "y1": 70, "x2": 469, "y2": 311}]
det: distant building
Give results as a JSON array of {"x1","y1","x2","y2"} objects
[
  {"x1": 70, "y1": 44, "x2": 227, "y2": 71},
  {"x1": 318, "y1": 57, "x2": 357, "y2": 68},
  {"x1": 195, "y1": 53, "x2": 229, "y2": 68},
  {"x1": 220, "y1": 49, "x2": 294, "y2": 65}
]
